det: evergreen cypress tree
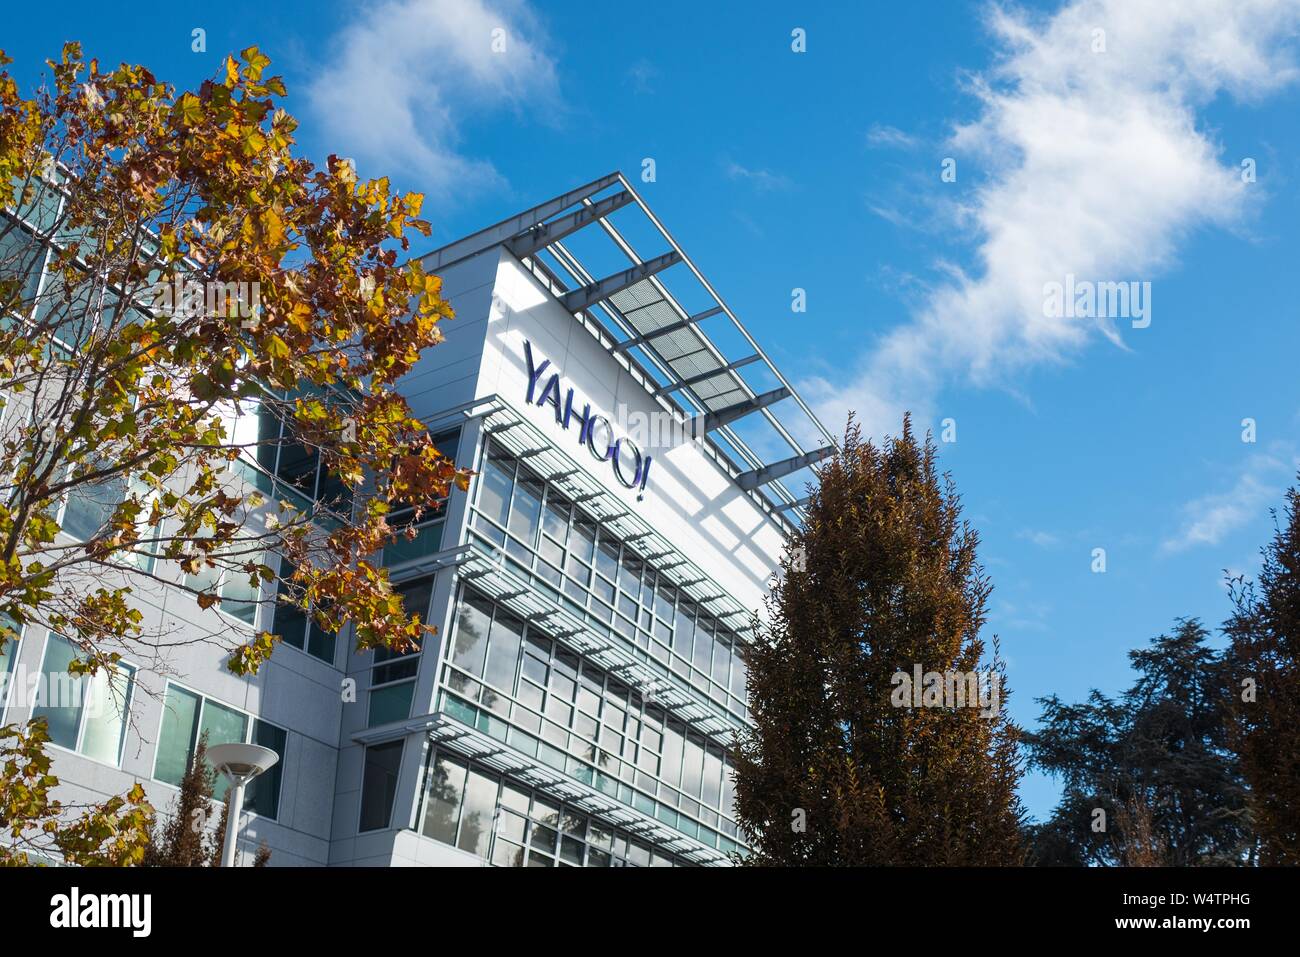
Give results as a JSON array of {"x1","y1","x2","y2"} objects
[
  {"x1": 733, "y1": 416, "x2": 1025, "y2": 865},
  {"x1": 1225, "y1": 481, "x2": 1300, "y2": 864}
]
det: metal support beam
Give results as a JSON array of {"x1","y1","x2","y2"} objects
[
  {"x1": 773, "y1": 495, "x2": 812, "y2": 513},
  {"x1": 558, "y1": 251, "x2": 682, "y2": 315},
  {"x1": 612, "y1": 306, "x2": 722, "y2": 354},
  {"x1": 422, "y1": 172, "x2": 620, "y2": 271},
  {"x1": 654, "y1": 353, "x2": 762, "y2": 396},
  {"x1": 506, "y1": 190, "x2": 634, "y2": 260},
  {"x1": 694, "y1": 387, "x2": 790, "y2": 434},
  {"x1": 735, "y1": 445, "x2": 836, "y2": 491}
]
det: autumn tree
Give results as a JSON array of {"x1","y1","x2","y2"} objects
[
  {"x1": 1023, "y1": 620, "x2": 1250, "y2": 866},
  {"x1": 1225, "y1": 479, "x2": 1300, "y2": 864},
  {"x1": 0, "y1": 718, "x2": 153, "y2": 864},
  {"x1": 0, "y1": 43, "x2": 468, "y2": 860},
  {"x1": 733, "y1": 416, "x2": 1025, "y2": 865}
]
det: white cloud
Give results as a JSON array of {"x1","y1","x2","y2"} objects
[
  {"x1": 808, "y1": 0, "x2": 1300, "y2": 441},
  {"x1": 866, "y1": 124, "x2": 918, "y2": 149},
  {"x1": 626, "y1": 59, "x2": 659, "y2": 95},
  {"x1": 306, "y1": 0, "x2": 560, "y2": 194},
  {"x1": 1017, "y1": 529, "x2": 1061, "y2": 548},
  {"x1": 1162, "y1": 446, "x2": 1298, "y2": 552},
  {"x1": 724, "y1": 161, "x2": 792, "y2": 191}
]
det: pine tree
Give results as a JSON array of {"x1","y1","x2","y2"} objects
[
  {"x1": 1024, "y1": 620, "x2": 1250, "y2": 866},
  {"x1": 733, "y1": 416, "x2": 1025, "y2": 865},
  {"x1": 1225, "y1": 482, "x2": 1300, "y2": 864},
  {"x1": 143, "y1": 734, "x2": 224, "y2": 866}
]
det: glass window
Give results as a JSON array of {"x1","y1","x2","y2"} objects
[
  {"x1": 721, "y1": 756, "x2": 737, "y2": 819},
  {"x1": 702, "y1": 744, "x2": 723, "y2": 809},
  {"x1": 711, "y1": 640, "x2": 731, "y2": 687},
  {"x1": 78, "y1": 664, "x2": 135, "y2": 765},
  {"x1": 271, "y1": 561, "x2": 336, "y2": 664},
  {"x1": 186, "y1": 560, "x2": 261, "y2": 626},
  {"x1": 674, "y1": 607, "x2": 695, "y2": 658},
  {"x1": 368, "y1": 682, "x2": 415, "y2": 726},
  {"x1": 154, "y1": 685, "x2": 201, "y2": 786},
  {"x1": 477, "y1": 458, "x2": 513, "y2": 528},
  {"x1": 61, "y1": 475, "x2": 126, "y2": 542},
  {"x1": 662, "y1": 720, "x2": 685, "y2": 788},
  {"x1": 221, "y1": 568, "x2": 260, "y2": 626},
  {"x1": 682, "y1": 733, "x2": 704, "y2": 798},
  {"x1": 198, "y1": 701, "x2": 246, "y2": 802},
  {"x1": 507, "y1": 474, "x2": 543, "y2": 544},
  {"x1": 359, "y1": 740, "x2": 404, "y2": 832},
  {"x1": 596, "y1": 539, "x2": 619, "y2": 582},
  {"x1": 31, "y1": 635, "x2": 134, "y2": 765},
  {"x1": 271, "y1": 567, "x2": 310, "y2": 651},
  {"x1": 483, "y1": 609, "x2": 524, "y2": 692},
  {"x1": 367, "y1": 576, "x2": 432, "y2": 726},
  {"x1": 457, "y1": 767, "x2": 498, "y2": 857},
  {"x1": 275, "y1": 441, "x2": 320, "y2": 500},
  {"x1": 398, "y1": 575, "x2": 434, "y2": 623},
  {"x1": 31, "y1": 634, "x2": 79, "y2": 748},
  {"x1": 730, "y1": 652, "x2": 747, "y2": 697},
  {"x1": 152, "y1": 684, "x2": 283, "y2": 817},
  {"x1": 245, "y1": 721, "x2": 287, "y2": 818},
  {"x1": 570, "y1": 520, "x2": 595, "y2": 563},
  {"x1": 451, "y1": 594, "x2": 492, "y2": 677},
  {"x1": 0, "y1": 218, "x2": 48, "y2": 309},
  {"x1": 542, "y1": 493, "x2": 569, "y2": 542},
  {"x1": 692, "y1": 626, "x2": 713, "y2": 674},
  {"x1": 421, "y1": 754, "x2": 467, "y2": 844}
]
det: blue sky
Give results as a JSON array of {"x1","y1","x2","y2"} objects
[{"x1": 8, "y1": 0, "x2": 1300, "y2": 821}]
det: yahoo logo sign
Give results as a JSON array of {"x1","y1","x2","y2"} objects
[{"x1": 523, "y1": 340, "x2": 653, "y2": 501}]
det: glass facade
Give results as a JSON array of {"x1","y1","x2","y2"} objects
[
  {"x1": 418, "y1": 750, "x2": 688, "y2": 866},
  {"x1": 432, "y1": 587, "x2": 742, "y2": 854},
  {"x1": 469, "y1": 441, "x2": 751, "y2": 724},
  {"x1": 396, "y1": 432, "x2": 756, "y2": 862}
]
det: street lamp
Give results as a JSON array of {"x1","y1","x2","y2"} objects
[{"x1": 206, "y1": 742, "x2": 279, "y2": 868}]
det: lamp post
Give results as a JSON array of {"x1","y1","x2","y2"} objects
[{"x1": 206, "y1": 742, "x2": 279, "y2": 868}]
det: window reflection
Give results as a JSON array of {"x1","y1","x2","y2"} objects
[
  {"x1": 468, "y1": 442, "x2": 751, "y2": 722},
  {"x1": 418, "y1": 750, "x2": 690, "y2": 867}
]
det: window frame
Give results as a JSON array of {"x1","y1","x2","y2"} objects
[
  {"x1": 269, "y1": 556, "x2": 338, "y2": 667},
  {"x1": 416, "y1": 748, "x2": 689, "y2": 867},
  {"x1": 30, "y1": 631, "x2": 137, "y2": 768},
  {"x1": 437, "y1": 585, "x2": 741, "y2": 842},
  {"x1": 468, "y1": 441, "x2": 750, "y2": 722},
  {"x1": 149, "y1": 678, "x2": 288, "y2": 821}
]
